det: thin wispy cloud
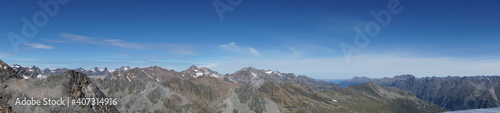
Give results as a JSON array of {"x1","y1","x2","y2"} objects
[
  {"x1": 23, "y1": 43, "x2": 54, "y2": 49},
  {"x1": 41, "y1": 38, "x2": 65, "y2": 43},
  {"x1": 161, "y1": 44, "x2": 199, "y2": 55},
  {"x1": 58, "y1": 34, "x2": 146, "y2": 49},
  {"x1": 287, "y1": 47, "x2": 305, "y2": 58},
  {"x1": 218, "y1": 42, "x2": 261, "y2": 56},
  {"x1": 0, "y1": 54, "x2": 35, "y2": 62},
  {"x1": 102, "y1": 39, "x2": 145, "y2": 49},
  {"x1": 43, "y1": 33, "x2": 198, "y2": 55},
  {"x1": 0, "y1": 53, "x2": 10, "y2": 57},
  {"x1": 249, "y1": 48, "x2": 260, "y2": 56}
]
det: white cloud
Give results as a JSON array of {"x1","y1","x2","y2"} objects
[
  {"x1": 103, "y1": 39, "x2": 145, "y2": 49},
  {"x1": 218, "y1": 42, "x2": 261, "y2": 56},
  {"x1": 58, "y1": 34, "x2": 146, "y2": 49},
  {"x1": 45, "y1": 33, "x2": 198, "y2": 55},
  {"x1": 23, "y1": 43, "x2": 54, "y2": 49},
  {"x1": 248, "y1": 48, "x2": 261, "y2": 56},
  {"x1": 218, "y1": 42, "x2": 237, "y2": 48},
  {"x1": 162, "y1": 44, "x2": 199, "y2": 55}
]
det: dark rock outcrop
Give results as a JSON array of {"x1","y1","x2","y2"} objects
[
  {"x1": 62, "y1": 70, "x2": 119, "y2": 113},
  {"x1": 0, "y1": 60, "x2": 19, "y2": 82},
  {"x1": 0, "y1": 59, "x2": 118, "y2": 113},
  {"x1": 335, "y1": 75, "x2": 500, "y2": 111},
  {"x1": 391, "y1": 76, "x2": 500, "y2": 110}
]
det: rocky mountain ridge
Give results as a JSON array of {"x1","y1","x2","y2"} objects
[
  {"x1": 334, "y1": 75, "x2": 500, "y2": 110},
  {"x1": 0, "y1": 60, "x2": 447, "y2": 113},
  {"x1": 0, "y1": 60, "x2": 118, "y2": 113}
]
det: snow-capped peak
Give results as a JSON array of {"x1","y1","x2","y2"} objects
[
  {"x1": 119, "y1": 66, "x2": 131, "y2": 71},
  {"x1": 11, "y1": 64, "x2": 21, "y2": 69},
  {"x1": 90, "y1": 67, "x2": 102, "y2": 72}
]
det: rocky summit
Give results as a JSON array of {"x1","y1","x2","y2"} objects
[{"x1": 0, "y1": 61, "x2": 118, "y2": 112}]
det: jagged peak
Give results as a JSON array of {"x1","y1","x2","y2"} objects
[
  {"x1": 188, "y1": 65, "x2": 198, "y2": 69},
  {"x1": 237, "y1": 67, "x2": 263, "y2": 73},
  {"x1": 0, "y1": 60, "x2": 20, "y2": 80},
  {"x1": 0, "y1": 60, "x2": 12, "y2": 70},
  {"x1": 141, "y1": 66, "x2": 168, "y2": 71},
  {"x1": 0, "y1": 60, "x2": 7, "y2": 67},
  {"x1": 0, "y1": 61, "x2": 9, "y2": 70},
  {"x1": 184, "y1": 65, "x2": 199, "y2": 72},
  {"x1": 199, "y1": 66, "x2": 210, "y2": 70},
  {"x1": 393, "y1": 74, "x2": 416, "y2": 80},
  {"x1": 119, "y1": 66, "x2": 131, "y2": 70},
  {"x1": 242, "y1": 66, "x2": 257, "y2": 70}
]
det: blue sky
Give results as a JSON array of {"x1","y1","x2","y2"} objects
[{"x1": 1, "y1": 0, "x2": 499, "y2": 79}]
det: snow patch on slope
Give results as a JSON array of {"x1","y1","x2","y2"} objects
[
  {"x1": 195, "y1": 72, "x2": 203, "y2": 78},
  {"x1": 22, "y1": 75, "x2": 29, "y2": 79},
  {"x1": 126, "y1": 76, "x2": 132, "y2": 82},
  {"x1": 211, "y1": 74, "x2": 219, "y2": 78},
  {"x1": 37, "y1": 74, "x2": 47, "y2": 79},
  {"x1": 142, "y1": 70, "x2": 154, "y2": 79},
  {"x1": 251, "y1": 72, "x2": 257, "y2": 77}
]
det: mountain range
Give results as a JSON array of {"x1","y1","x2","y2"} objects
[
  {"x1": 330, "y1": 75, "x2": 500, "y2": 111},
  {"x1": 6, "y1": 59, "x2": 498, "y2": 112},
  {"x1": 8, "y1": 64, "x2": 127, "y2": 79}
]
